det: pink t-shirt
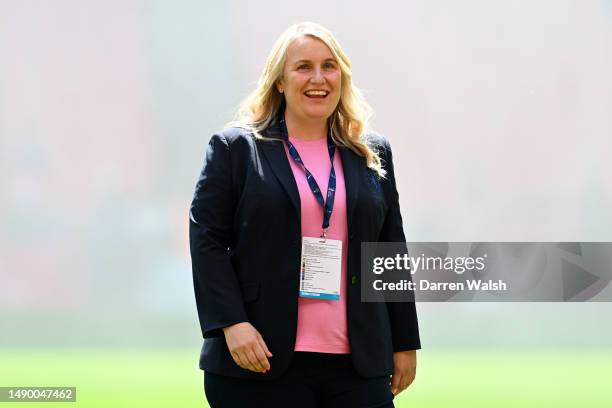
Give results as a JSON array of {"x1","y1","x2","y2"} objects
[{"x1": 283, "y1": 135, "x2": 350, "y2": 354}]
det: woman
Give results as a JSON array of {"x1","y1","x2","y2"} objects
[{"x1": 189, "y1": 22, "x2": 420, "y2": 408}]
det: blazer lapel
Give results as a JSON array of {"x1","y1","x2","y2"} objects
[
  {"x1": 339, "y1": 145, "x2": 360, "y2": 235},
  {"x1": 258, "y1": 123, "x2": 301, "y2": 220}
]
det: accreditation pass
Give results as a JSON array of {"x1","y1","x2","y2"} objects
[{"x1": 299, "y1": 236, "x2": 342, "y2": 300}]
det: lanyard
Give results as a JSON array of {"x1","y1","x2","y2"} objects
[{"x1": 280, "y1": 118, "x2": 336, "y2": 238}]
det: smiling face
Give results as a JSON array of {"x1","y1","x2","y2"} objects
[{"x1": 277, "y1": 36, "x2": 342, "y2": 127}]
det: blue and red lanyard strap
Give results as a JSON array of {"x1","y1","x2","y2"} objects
[{"x1": 280, "y1": 118, "x2": 336, "y2": 238}]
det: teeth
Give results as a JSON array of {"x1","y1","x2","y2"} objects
[{"x1": 305, "y1": 90, "x2": 328, "y2": 96}]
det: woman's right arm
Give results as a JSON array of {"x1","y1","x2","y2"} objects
[
  {"x1": 190, "y1": 133, "x2": 247, "y2": 338},
  {"x1": 189, "y1": 132, "x2": 271, "y2": 373}
]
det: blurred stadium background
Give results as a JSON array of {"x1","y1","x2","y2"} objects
[{"x1": 1, "y1": 1, "x2": 611, "y2": 406}]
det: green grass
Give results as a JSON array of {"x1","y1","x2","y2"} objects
[{"x1": 0, "y1": 349, "x2": 610, "y2": 407}]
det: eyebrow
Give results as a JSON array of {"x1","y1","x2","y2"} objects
[{"x1": 292, "y1": 58, "x2": 337, "y2": 66}]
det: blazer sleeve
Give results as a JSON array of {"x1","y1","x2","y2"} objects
[
  {"x1": 378, "y1": 137, "x2": 422, "y2": 351},
  {"x1": 189, "y1": 133, "x2": 248, "y2": 338}
]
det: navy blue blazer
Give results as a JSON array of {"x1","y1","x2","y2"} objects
[{"x1": 189, "y1": 115, "x2": 420, "y2": 380}]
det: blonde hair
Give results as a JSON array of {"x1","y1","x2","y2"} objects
[{"x1": 228, "y1": 22, "x2": 386, "y2": 178}]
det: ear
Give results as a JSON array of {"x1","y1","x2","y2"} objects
[{"x1": 276, "y1": 79, "x2": 284, "y2": 93}]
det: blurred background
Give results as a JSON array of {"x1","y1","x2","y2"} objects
[{"x1": 1, "y1": 0, "x2": 611, "y2": 407}]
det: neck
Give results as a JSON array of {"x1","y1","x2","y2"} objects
[{"x1": 284, "y1": 112, "x2": 328, "y2": 141}]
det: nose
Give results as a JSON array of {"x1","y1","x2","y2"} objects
[{"x1": 310, "y1": 68, "x2": 325, "y2": 84}]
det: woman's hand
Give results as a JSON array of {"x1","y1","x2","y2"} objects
[
  {"x1": 390, "y1": 350, "x2": 417, "y2": 396},
  {"x1": 223, "y1": 322, "x2": 273, "y2": 373}
]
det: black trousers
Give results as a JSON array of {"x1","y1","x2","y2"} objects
[{"x1": 204, "y1": 352, "x2": 395, "y2": 408}]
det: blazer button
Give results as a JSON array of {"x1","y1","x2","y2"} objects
[
  {"x1": 349, "y1": 234, "x2": 355, "y2": 241},
  {"x1": 351, "y1": 276, "x2": 358, "y2": 285}
]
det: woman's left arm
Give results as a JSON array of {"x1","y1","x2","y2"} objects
[{"x1": 378, "y1": 136, "x2": 421, "y2": 395}]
